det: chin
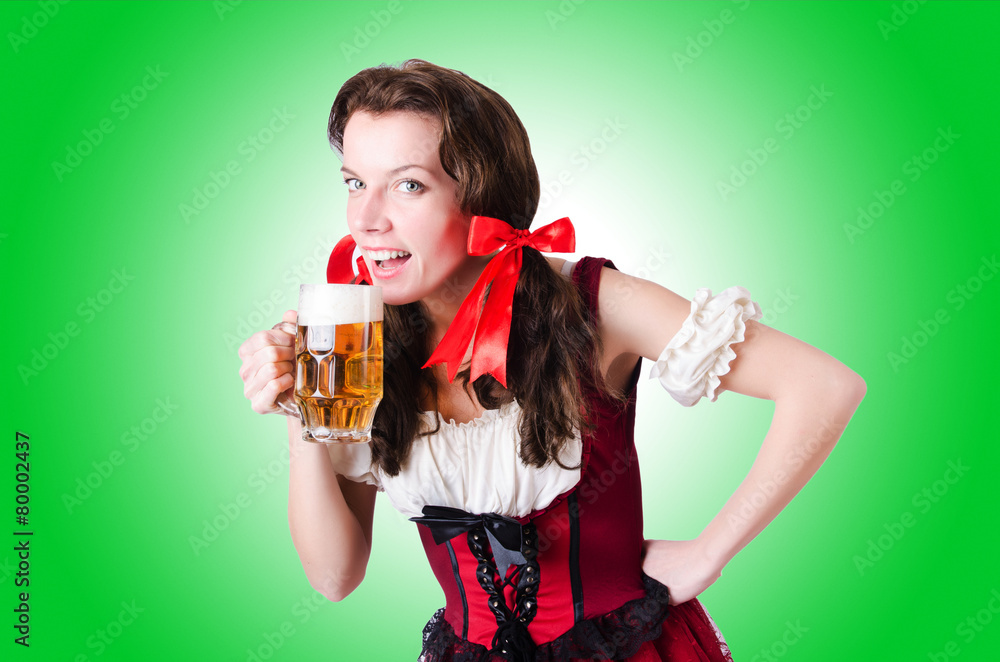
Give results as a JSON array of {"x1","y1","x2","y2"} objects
[{"x1": 378, "y1": 284, "x2": 423, "y2": 308}]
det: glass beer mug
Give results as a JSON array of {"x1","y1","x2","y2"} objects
[{"x1": 276, "y1": 284, "x2": 383, "y2": 443}]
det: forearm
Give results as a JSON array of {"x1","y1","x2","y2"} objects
[
  {"x1": 287, "y1": 416, "x2": 370, "y2": 600},
  {"x1": 697, "y1": 377, "x2": 866, "y2": 570}
]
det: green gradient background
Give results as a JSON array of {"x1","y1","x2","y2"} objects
[{"x1": 3, "y1": 1, "x2": 998, "y2": 660}]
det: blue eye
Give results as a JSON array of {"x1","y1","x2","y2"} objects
[
  {"x1": 344, "y1": 178, "x2": 365, "y2": 190},
  {"x1": 398, "y1": 180, "x2": 423, "y2": 193}
]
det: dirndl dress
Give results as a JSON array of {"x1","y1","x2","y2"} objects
[{"x1": 329, "y1": 256, "x2": 761, "y2": 661}]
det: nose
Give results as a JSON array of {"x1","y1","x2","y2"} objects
[{"x1": 349, "y1": 187, "x2": 391, "y2": 235}]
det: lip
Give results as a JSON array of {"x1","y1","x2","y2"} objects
[
  {"x1": 368, "y1": 253, "x2": 412, "y2": 281},
  {"x1": 361, "y1": 245, "x2": 408, "y2": 252}
]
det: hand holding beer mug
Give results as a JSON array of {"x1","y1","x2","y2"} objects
[{"x1": 275, "y1": 284, "x2": 383, "y2": 443}]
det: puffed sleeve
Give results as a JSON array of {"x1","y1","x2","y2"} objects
[
  {"x1": 325, "y1": 442, "x2": 383, "y2": 491},
  {"x1": 648, "y1": 286, "x2": 762, "y2": 407}
]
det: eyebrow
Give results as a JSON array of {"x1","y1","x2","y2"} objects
[{"x1": 340, "y1": 164, "x2": 430, "y2": 177}]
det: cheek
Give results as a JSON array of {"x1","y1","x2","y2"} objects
[
  {"x1": 444, "y1": 217, "x2": 471, "y2": 252},
  {"x1": 344, "y1": 200, "x2": 360, "y2": 232}
]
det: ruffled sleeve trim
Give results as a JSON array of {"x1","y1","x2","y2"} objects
[
  {"x1": 648, "y1": 286, "x2": 762, "y2": 407},
  {"x1": 325, "y1": 442, "x2": 383, "y2": 491}
]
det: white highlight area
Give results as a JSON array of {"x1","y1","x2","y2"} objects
[{"x1": 297, "y1": 284, "x2": 383, "y2": 325}]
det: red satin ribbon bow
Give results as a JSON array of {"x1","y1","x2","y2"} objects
[
  {"x1": 326, "y1": 234, "x2": 372, "y2": 285},
  {"x1": 423, "y1": 215, "x2": 575, "y2": 387}
]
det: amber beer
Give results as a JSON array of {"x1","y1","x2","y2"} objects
[{"x1": 291, "y1": 284, "x2": 383, "y2": 443}]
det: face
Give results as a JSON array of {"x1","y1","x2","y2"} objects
[{"x1": 341, "y1": 110, "x2": 480, "y2": 309}]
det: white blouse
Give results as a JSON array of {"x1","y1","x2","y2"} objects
[{"x1": 327, "y1": 284, "x2": 761, "y2": 519}]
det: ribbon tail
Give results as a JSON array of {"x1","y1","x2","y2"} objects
[
  {"x1": 355, "y1": 255, "x2": 372, "y2": 285},
  {"x1": 484, "y1": 528, "x2": 526, "y2": 578},
  {"x1": 469, "y1": 250, "x2": 521, "y2": 387},
  {"x1": 327, "y1": 235, "x2": 360, "y2": 284},
  {"x1": 423, "y1": 252, "x2": 508, "y2": 383},
  {"x1": 409, "y1": 506, "x2": 482, "y2": 545},
  {"x1": 410, "y1": 516, "x2": 480, "y2": 545}
]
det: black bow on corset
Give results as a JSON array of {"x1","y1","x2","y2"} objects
[{"x1": 409, "y1": 505, "x2": 527, "y2": 577}]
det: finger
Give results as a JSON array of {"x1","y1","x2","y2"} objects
[
  {"x1": 238, "y1": 327, "x2": 296, "y2": 361},
  {"x1": 272, "y1": 321, "x2": 297, "y2": 336},
  {"x1": 272, "y1": 310, "x2": 299, "y2": 337},
  {"x1": 243, "y1": 360, "x2": 294, "y2": 401},
  {"x1": 241, "y1": 345, "x2": 295, "y2": 392},
  {"x1": 240, "y1": 343, "x2": 295, "y2": 385},
  {"x1": 250, "y1": 372, "x2": 295, "y2": 415},
  {"x1": 237, "y1": 311, "x2": 298, "y2": 360}
]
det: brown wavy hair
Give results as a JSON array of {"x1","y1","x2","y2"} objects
[{"x1": 328, "y1": 59, "x2": 620, "y2": 477}]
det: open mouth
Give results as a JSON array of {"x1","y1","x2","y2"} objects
[{"x1": 369, "y1": 249, "x2": 412, "y2": 270}]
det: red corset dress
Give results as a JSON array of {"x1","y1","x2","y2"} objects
[{"x1": 328, "y1": 257, "x2": 761, "y2": 661}]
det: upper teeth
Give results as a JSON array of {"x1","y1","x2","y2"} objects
[{"x1": 370, "y1": 250, "x2": 411, "y2": 260}]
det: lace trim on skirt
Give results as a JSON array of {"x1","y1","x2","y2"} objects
[{"x1": 418, "y1": 573, "x2": 671, "y2": 661}]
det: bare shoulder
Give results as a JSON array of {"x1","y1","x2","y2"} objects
[
  {"x1": 595, "y1": 266, "x2": 691, "y2": 362},
  {"x1": 544, "y1": 256, "x2": 570, "y2": 277}
]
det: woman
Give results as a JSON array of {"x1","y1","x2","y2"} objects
[{"x1": 238, "y1": 59, "x2": 866, "y2": 661}]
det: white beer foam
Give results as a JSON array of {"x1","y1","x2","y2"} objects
[{"x1": 297, "y1": 284, "x2": 383, "y2": 326}]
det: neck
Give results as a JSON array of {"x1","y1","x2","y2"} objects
[{"x1": 421, "y1": 253, "x2": 494, "y2": 347}]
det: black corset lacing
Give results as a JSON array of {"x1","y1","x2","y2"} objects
[{"x1": 411, "y1": 506, "x2": 541, "y2": 662}]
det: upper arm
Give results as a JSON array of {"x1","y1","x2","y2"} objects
[
  {"x1": 596, "y1": 267, "x2": 692, "y2": 385},
  {"x1": 337, "y1": 474, "x2": 377, "y2": 551},
  {"x1": 596, "y1": 266, "x2": 866, "y2": 403},
  {"x1": 717, "y1": 320, "x2": 867, "y2": 402}
]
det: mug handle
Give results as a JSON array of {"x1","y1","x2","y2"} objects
[
  {"x1": 272, "y1": 321, "x2": 301, "y2": 418},
  {"x1": 275, "y1": 392, "x2": 299, "y2": 417}
]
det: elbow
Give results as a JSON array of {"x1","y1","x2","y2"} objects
[
  {"x1": 776, "y1": 363, "x2": 866, "y2": 411},
  {"x1": 312, "y1": 569, "x2": 366, "y2": 603},
  {"x1": 835, "y1": 368, "x2": 867, "y2": 407},
  {"x1": 318, "y1": 587, "x2": 350, "y2": 603}
]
